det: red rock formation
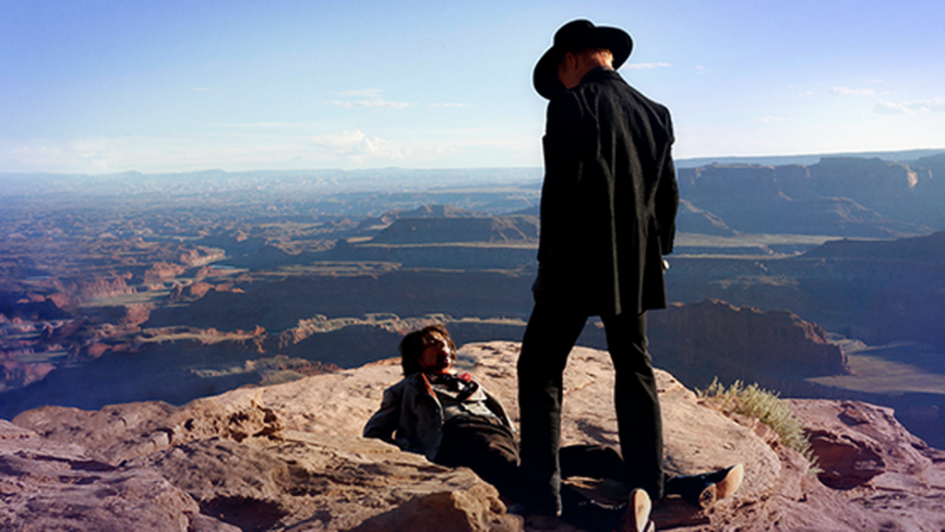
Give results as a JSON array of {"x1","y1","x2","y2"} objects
[
  {"x1": 9, "y1": 342, "x2": 945, "y2": 531},
  {"x1": 61, "y1": 272, "x2": 134, "y2": 302},
  {"x1": 123, "y1": 304, "x2": 152, "y2": 325},
  {"x1": 85, "y1": 342, "x2": 110, "y2": 358},
  {"x1": 0, "y1": 359, "x2": 56, "y2": 391},
  {"x1": 0, "y1": 418, "x2": 226, "y2": 532},
  {"x1": 179, "y1": 246, "x2": 225, "y2": 267},
  {"x1": 143, "y1": 262, "x2": 187, "y2": 284},
  {"x1": 787, "y1": 399, "x2": 945, "y2": 529},
  {"x1": 648, "y1": 299, "x2": 850, "y2": 385},
  {"x1": 80, "y1": 303, "x2": 152, "y2": 327},
  {"x1": 192, "y1": 265, "x2": 215, "y2": 280}
]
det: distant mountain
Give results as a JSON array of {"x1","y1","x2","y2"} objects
[
  {"x1": 678, "y1": 161, "x2": 937, "y2": 236},
  {"x1": 355, "y1": 204, "x2": 486, "y2": 232},
  {"x1": 370, "y1": 215, "x2": 538, "y2": 244},
  {"x1": 802, "y1": 230, "x2": 945, "y2": 263},
  {"x1": 675, "y1": 148, "x2": 945, "y2": 168}
]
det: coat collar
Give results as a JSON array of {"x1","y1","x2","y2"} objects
[{"x1": 580, "y1": 65, "x2": 620, "y2": 86}]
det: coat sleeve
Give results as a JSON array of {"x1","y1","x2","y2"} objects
[
  {"x1": 537, "y1": 94, "x2": 589, "y2": 266},
  {"x1": 654, "y1": 111, "x2": 679, "y2": 256},
  {"x1": 363, "y1": 385, "x2": 401, "y2": 443}
]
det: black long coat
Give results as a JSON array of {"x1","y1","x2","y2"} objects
[{"x1": 536, "y1": 67, "x2": 678, "y2": 316}]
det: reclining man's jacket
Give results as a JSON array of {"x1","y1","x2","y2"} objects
[{"x1": 363, "y1": 372, "x2": 516, "y2": 461}]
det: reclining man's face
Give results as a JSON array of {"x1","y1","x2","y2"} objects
[{"x1": 418, "y1": 334, "x2": 453, "y2": 375}]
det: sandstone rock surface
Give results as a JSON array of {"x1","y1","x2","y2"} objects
[
  {"x1": 787, "y1": 399, "x2": 945, "y2": 531},
  {"x1": 0, "y1": 420, "x2": 237, "y2": 532},
  {"x1": 4, "y1": 341, "x2": 944, "y2": 531}
]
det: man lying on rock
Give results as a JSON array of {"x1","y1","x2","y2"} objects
[{"x1": 364, "y1": 325, "x2": 742, "y2": 531}]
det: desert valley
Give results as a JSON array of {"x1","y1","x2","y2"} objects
[{"x1": 3, "y1": 151, "x2": 945, "y2": 530}]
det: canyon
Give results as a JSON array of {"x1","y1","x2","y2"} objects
[{"x1": 3, "y1": 152, "x2": 945, "y2": 527}]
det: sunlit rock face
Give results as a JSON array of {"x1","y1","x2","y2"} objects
[
  {"x1": 786, "y1": 398, "x2": 945, "y2": 532},
  {"x1": 648, "y1": 299, "x2": 849, "y2": 385},
  {"x1": 4, "y1": 341, "x2": 945, "y2": 531}
]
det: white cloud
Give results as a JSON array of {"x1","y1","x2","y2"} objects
[
  {"x1": 830, "y1": 87, "x2": 876, "y2": 96},
  {"x1": 623, "y1": 62, "x2": 671, "y2": 70},
  {"x1": 428, "y1": 103, "x2": 472, "y2": 108},
  {"x1": 911, "y1": 96, "x2": 945, "y2": 112},
  {"x1": 309, "y1": 130, "x2": 406, "y2": 163},
  {"x1": 347, "y1": 136, "x2": 405, "y2": 161},
  {"x1": 875, "y1": 101, "x2": 912, "y2": 115},
  {"x1": 874, "y1": 97, "x2": 945, "y2": 115},
  {"x1": 798, "y1": 91, "x2": 814, "y2": 97}
]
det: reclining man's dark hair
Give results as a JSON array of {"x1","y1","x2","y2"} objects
[{"x1": 399, "y1": 324, "x2": 457, "y2": 375}]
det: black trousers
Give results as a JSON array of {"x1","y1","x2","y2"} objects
[
  {"x1": 434, "y1": 416, "x2": 522, "y2": 501},
  {"x1": 434, "y1": 419, "x2": 629, "y2": 528},
  {"x1": 517, "y1": 301, "x2": 664, "y2": 514}
]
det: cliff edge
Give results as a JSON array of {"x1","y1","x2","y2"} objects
[{"x1": 3, "y1": 341, "x2": 944, "y2": 531}]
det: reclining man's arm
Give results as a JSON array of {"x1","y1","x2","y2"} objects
[{"x1": 363, "y1": 386, "x2": 401, "y2": 443}]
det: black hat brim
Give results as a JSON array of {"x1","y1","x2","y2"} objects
[{"x1": 533, "y1": 25, "x2": 633, "y2": 100}]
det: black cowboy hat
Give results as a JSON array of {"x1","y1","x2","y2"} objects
[{"x1": 533, "y1": 19, "x2": 633, "y2": 99}]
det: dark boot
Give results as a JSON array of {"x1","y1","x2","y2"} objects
[
  {"x1": 672, "y1": 477, "x2": 716, "y2": 508},
  {"x1": 665, "y1": 464, "x2": 743, "y2": 508}
]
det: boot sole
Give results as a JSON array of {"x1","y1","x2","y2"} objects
[
  {"x1": 621, "y1": 488, "x2": 652, "y2": 532},
  {"x1": 715, "y1": 463, "x2": 744, "y2": 500}
]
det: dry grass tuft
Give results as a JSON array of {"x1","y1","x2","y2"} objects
[{"x1": 698, "y1": 378, "x2": 822, "y2": 475}]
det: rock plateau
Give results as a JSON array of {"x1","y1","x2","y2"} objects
[{"x1": 3, "y1": 341, "x2": 945, "y2": 531}]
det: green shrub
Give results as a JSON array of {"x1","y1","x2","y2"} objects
[{"x1": 697, "y1": 378, "x2": 822, "y2": 475}]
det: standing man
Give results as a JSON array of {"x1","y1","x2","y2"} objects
[{"x1": 517, "y1": 18, "x2": 679, "y2": 530}]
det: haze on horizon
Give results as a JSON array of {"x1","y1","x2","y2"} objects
[{"x1": 2, "y1": 0, "x2": 944, "y2": 175}]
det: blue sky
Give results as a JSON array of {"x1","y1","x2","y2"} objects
[{"x1": 2, "y1": 0, "x2": 944, "y2": 174}]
